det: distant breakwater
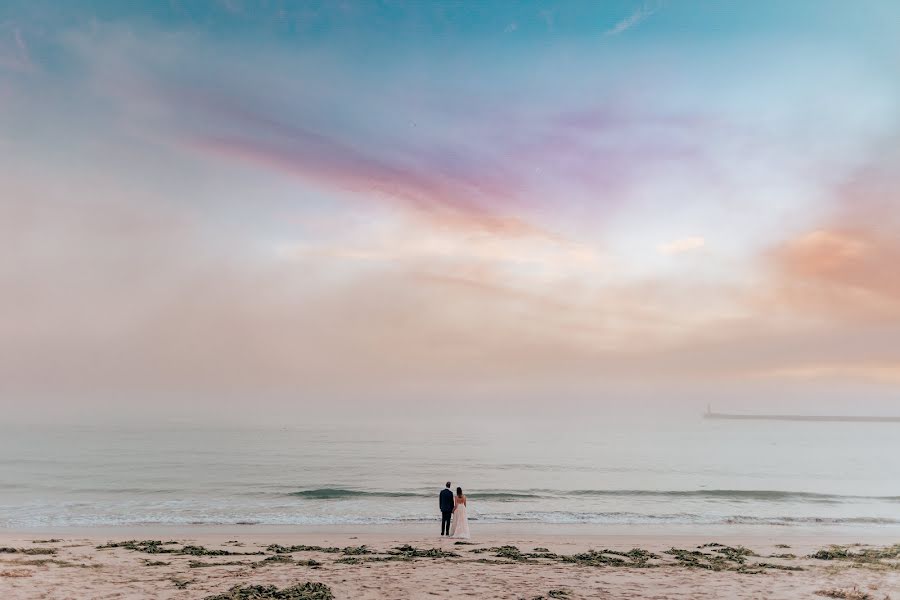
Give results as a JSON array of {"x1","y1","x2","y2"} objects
[{"x1": 704, "y1": 411, "x2": 900, "y2": 423}]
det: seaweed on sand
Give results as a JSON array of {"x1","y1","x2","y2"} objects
[
  {"x1": 753, "y1": 562, "x2": 804, "y2": 571},
  {"x1": 493, "y1": 546, "x2": 528, "y2": 561},
  {"x1": 340, "y1": 545, "x2": 373, "y2": 555},
  {"x1": 97, "y1": 540, "x2": 262, "y2": 556},
  {"x1": 143, "y1": 559, "x2": 171, "y2": 566},
  {"x1": 710, "y1": 545, "x2": 758, "y2": 562},
  {"x1": 389, "y1": 545, "x2": 459, "y2": 558},
  {"x1": 480, "y1": 545, "x2": 563, "y2": 562},
  {"x1": 249, "y1": 555, "x2": 321, "y2": 569},
  {"x1": 189, "y1": 560, "x2": 249, "y2": 569},
  {"x1": 529, "y1": 591, "x2": 571, "y2": 600},
  {"x1": 266, "y1": 544, "x2": 342, "y2": 554},
  {"x1": 855, "y1": 544, "x2": 900, "y2": 561},
  {"x1": 695, "y1": 544, "x2": 758, "y2": 562},
  {"x1": 560, "y1": 548, "x2": 658, "y2": 568},
  {"x1": 298, "y1": 559, "x2": 322, "y2": 568},
  {"x1": 814, "y1": 587, "x2": 872, "y2": 600},
  {"x1": 203, "y1": 582, "x2": 334, "y2": 600},
  {"x1": 32, "y1": 539, "x2": 62, "y2": 544},
  {"x1": 665, "y1": 547, "x2": 791, "y2": 574},
  {"x1": 664, "y1": 548, "x2": 737, "y2": 571},
  {"x1": 97, "y1": 540, "x2": 179, "y2": 554},
  {"x1": 560, "y1": 550, "x2": 628, "y2": 567},
  {"x1": 255, "y1": 555, "x2": 295, "y2": 566},
  {"x1": 5, "y1": 558, "x2": 83, "y2": 568},
  {"x1": 297, "y1": 559, "x2": 323, "y2": 568},
  {"x1": 601, "y1": 548, "x2": 659, "y2": 566},
  {"x1": 181, "y1": 545, "x2": 263, "y2": 556},
  {"x1": 809, "y1": 544, "x2": 900, "y2": 570},
  {"x1": 171, "y1": 577, "x2": 193, "y2": 589},
  {"x1": 810, "y1": 546, "x2": 856, "y2": 560},
  {"x1": 0, "y1": 547, "x2": 57, "y2": 555}
]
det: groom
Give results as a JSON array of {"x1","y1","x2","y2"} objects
[{"x1": 439, "y1": 481, "x2": 454, "y2": 536}]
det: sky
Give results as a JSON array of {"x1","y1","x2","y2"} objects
[{"x1": 1, "y1": 1, "x2": 899, "y2": 423}]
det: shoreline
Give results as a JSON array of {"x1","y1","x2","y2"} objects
[{"x1": 4, "y1": 521, "x2": 900, "y2": 540}]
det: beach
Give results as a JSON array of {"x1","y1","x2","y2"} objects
[{"x1": 2, "y1": 525, "x2": 898, "y2": 599}]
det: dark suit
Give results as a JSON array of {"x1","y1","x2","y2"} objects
[{"x1": 439, "y1": 488, "x2": 454, "y2": 535}]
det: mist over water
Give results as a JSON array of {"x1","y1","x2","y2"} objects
[{"x1": 2, "y1": 414, "x2": 899, "y2": 530}]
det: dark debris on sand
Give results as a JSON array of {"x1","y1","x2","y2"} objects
[
  {"x1": 809, "y1": 544, "x2": 900, "y2": 570},
  {"x1": 814, "y1": 587, "x2": 874, "y2": 600},
  {"x1": 0, "y1": 547, "x2": 57, "y2": 555},
  {"x1": 266, "y1": 544, "x2": 340, "y2": 554},
  {"x1": 143, "y1": 559, "x2": 171, "y2": 567},
  {"x1": 664, "y1": 546, "x2": 803, "y2": 573},
  {"x1": 97, "y1": 540, "x2": 262, "y2": 556},
  {"x1": 526, "y1": 591, "x2": 571, "y2": 600},
  {"x1": 561, "y1": 549, "x2": 654, "y2": 568},
  {"x1": 189, "y1": 560, "x2": 249, "y2": 569},
  {"x1": 389, "y1": 545, "x2": 460, "y2": 559},
  {"x1": 203, "y1": 582, "x2": 334, "y2": 600},
  {"x1": 97, "y1": 540, "x2": 179, "y2": 553}
]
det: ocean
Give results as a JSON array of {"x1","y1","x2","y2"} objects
[{"x1": 2, "y1": 414, "x2": 899, "y2": 531}]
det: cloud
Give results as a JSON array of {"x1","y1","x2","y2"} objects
[
  {"x1": 57, "y1": 20, "x2": 807, "y2": 269},
  {"x1": 0, "y1": 26, "x2": 33, "y2": 73},
  {"x1": 604, "y1": 2, "x2": 658, "y2": 36},
  {"x1": 658, "y1": 236, "x2": 705, "y2": 255},
  {"x1": 769, "y1": 227, "x2": 900, "y2": 319},
  {"x1": 749, "y1": 363, "x2": 900, "y2": 384},
  {"x1": 765, "y1": 147, "x2": 900, "y2": 321}
]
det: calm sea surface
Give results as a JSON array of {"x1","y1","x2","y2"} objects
[{"x1": 2, "y1": 415, "x2": 899, "y2": 531}]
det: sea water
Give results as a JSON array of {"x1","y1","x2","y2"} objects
[{"x1": 1, "y1": 414, "x2": 899, "y2": 530}]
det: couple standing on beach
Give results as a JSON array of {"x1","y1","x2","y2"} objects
[{"x1": 439, "y1": 482, "x2": 470, "y2": 539}]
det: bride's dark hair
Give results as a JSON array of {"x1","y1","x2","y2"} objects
[{"x1": 456, "y1": 487, "x2": 463, "y2": 497}]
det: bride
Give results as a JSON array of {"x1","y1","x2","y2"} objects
[{"x1": 449, "y1": 486, "x2": 470, "y2": 539}]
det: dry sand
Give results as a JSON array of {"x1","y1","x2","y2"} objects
[{"x1": 1, "y1": 526, "x2": 898, "y2": 599}]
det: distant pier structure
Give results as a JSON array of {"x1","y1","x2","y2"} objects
[{"x1": 703, "y1": 404, "x2": 900, "y2": 423}]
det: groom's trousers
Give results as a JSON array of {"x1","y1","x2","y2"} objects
[{"x1": 441, "y1": 510, "x2": 452, "y2": 535}]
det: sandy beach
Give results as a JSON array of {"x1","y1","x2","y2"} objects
[{"x1": 2, "y1": 525, "x2": 898, "y2": 599}]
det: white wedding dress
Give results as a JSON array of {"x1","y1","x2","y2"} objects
[{"x1": 449, "y1": 497, "x2": 470, "y2": 539}]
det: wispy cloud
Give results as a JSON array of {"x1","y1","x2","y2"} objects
[
  {"x1": 604, "y1": 2, "x2": 659, "y2": 36},
  {"x1": 0, "y1": 26, "x2": 34, "y2": 73}
]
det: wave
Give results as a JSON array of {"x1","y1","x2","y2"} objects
[
  {"x1": 288, "y1": 488, "x2": 422, "y2": 499},
  {"x1": 481, "y1": 511, "x2": 900, "y2": 526},
  {"x1": 564, "y1": 489, "x2": 900, "y2": 503},
  {"x1": 284, "y1": 487, "x2": 900, "y2": 503},
  {"x1": 286, "y1": 488, "x2": 543, "y2": 500}
]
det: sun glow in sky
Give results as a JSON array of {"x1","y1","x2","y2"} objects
[{"x1": 1, "y1": 1, "x2": 899, "y2": 421}]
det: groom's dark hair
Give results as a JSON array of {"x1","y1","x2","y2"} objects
[{"x1": 445, "y1": 482, "x2": 451, "y2": 488}]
